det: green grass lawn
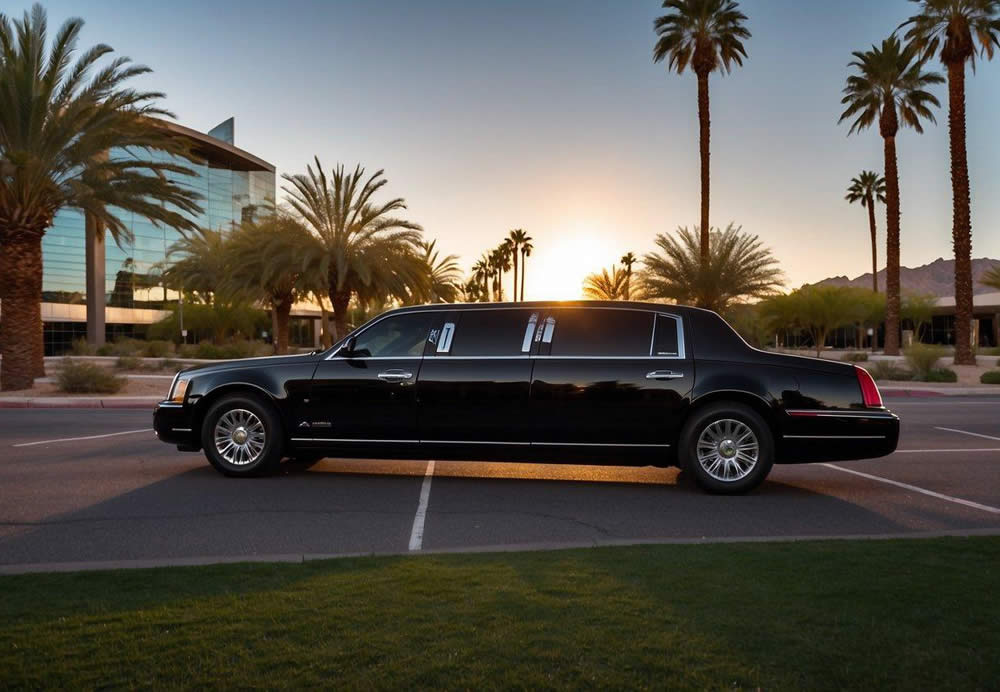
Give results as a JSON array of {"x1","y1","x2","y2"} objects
[{"x1": 2, "y1": 538, "x2": 998, "y2": 690}]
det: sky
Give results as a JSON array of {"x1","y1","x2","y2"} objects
[{"x1": 36, "y1": 0, "x2": 1000, "y2": 299}]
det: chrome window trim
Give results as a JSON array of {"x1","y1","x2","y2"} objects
[
  {"x1": 437, "y1": 322, "x2": 456, "y2": 353},
  {"x1": 541, "y1": 316, "x2": 555, "y2": 343},
  {"x1": 653, "y1": 313, "x2": 685, "y2": 359},
  {"x1": 533, "y1": 355, "x2": 685, "y2": 361},
  {"x1": 521, "y1": 313, "x2": 539, "y2": 353}
]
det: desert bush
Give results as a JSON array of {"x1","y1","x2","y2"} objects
[
  {"x1": 903, "y1": 343, "x2": 945, "y2": 379},
  {"x1": 57, "y1": 360, "x2": 125, "y2": 394},
  {"x1": 923, "y1": 368, "x2": 958, "y2": 383},
  {"x1": 115, "y1": 356, "x2": 142, "y2": 370},
  {"x1": 980, "y1": 371, "x2": 1000, "y2": 385},
  {"x1": 865, "y1": 361, "x2": 912, "y2": 381},
  {"x1": 69, "y1": 338, "x2": 94, "y2": 356},
  {"x1": 143, "y1": 340, "x2": 173, "y2": 358},
  {"x1": 844, "y1": 352, "x2": 868, "y2": 362},
  {"x1": 95, "y1": 344, "x2": 113, "y2": 356}
]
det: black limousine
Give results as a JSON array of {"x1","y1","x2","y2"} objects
[{"x1": 154, "y1": 301, "x2": 899, "y2": 494}]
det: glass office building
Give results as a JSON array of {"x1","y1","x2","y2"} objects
[{"x1": 40, "y1": 118, "x2": 276, "y2": 354}]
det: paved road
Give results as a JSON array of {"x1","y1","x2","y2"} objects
[{"x1": 1, "y1": 399, "x2": 998, "y2": 571}]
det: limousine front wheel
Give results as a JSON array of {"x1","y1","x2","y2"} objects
[
  {"x1": 201, "y1": 393, "x2": 284, "y2": 476},
  {"x1": 680, "y1": 403, "x2": 774, "y2": 494}
]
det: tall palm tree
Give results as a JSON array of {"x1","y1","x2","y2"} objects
[
  {"x1": 583, "y1": 266, "x2": 631, "y2": 301},
  {"x1": 519, "y1": 238, "x2": 533, "y2": 300},
  {"x1": 653, "y1": 0, "x2": 750, "y2": 267},
  {"x1": 281, "y1": 158, "x2": 428, "y2": 339},
  {"x1": 0, "y1": 4, "x2": 202, "y2": 390},
  {"x1": 506, "y1": 229, "x2": 531, "y2": 302},
  {"x1": 418, "y1": 239, "x2": 462, "y2": 303},
  {"x1": 640, "y1": 224, "x2": 783, "y2": 313},
  {"x1": 839, "y1": 35, "x2": 942, "y2": 356},
  {"x1": 162, "y1": 227, "x2": 229, "y2": 305},
  {"x1": 471, "y1": 255, "x2": 491, "y2": 302},
  {"x1": 222, "y1": 215, "x2": 315, "y2": 355},
  {"x1": 490, "y1": 243, "x2": 512, "y2": 301},
  {"x1": 902, "y1": 0, "x2": 1000, "y2": 364},
  {"x1": 620, "y1": 251, "x2": 638, "y2": 300},
  {"x1": 845, "y1": 171, "x2": 887, "y2": 293}
]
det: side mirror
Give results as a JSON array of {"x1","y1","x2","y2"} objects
[{"x1": 337, "y1": 337, "x2": 357, "y2": 358}]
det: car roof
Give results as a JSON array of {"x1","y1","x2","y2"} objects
[{"x1": 388, "y1": 300, "x2": 705, "y2": 315}]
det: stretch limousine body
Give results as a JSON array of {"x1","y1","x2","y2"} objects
[{"x1": 154, "y1": 301, "x2": 899, "y2": 493}]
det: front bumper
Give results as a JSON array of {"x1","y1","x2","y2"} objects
[{"x1": 152, "y1": 402, "x2": 200, "y2": 450}]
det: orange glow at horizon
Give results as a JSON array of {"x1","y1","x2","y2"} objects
[{"x1": 524, "y1": 225, "x2": 622, "y2": 301}]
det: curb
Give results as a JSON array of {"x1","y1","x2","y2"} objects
[
  {"x1": 0, "y1": 397, "x2": 158, "y2": 409},
  {"x1": 881, "y1": 386, "x2": 1000, "y2": 397}
]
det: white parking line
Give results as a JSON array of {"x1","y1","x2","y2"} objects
[
  {"x1": 820, "y1": 463, "x2": 1000, "y2": 514},
  {"x1": 895, "y1": 448, "x2": 1000, "y2": 453},
  {"x1": 935, "y1": 427, "x2": 1000, "y2": 442},
  {"x1": 12, "y1": 429, "x2": 154, "y2": 448},
  {"x1": 408, "y1": 460, "x2": 436, "y2": 551}
]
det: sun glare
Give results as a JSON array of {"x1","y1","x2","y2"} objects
[{"x1": 527, "y1": 229, "x2": 620, "y2": 301}]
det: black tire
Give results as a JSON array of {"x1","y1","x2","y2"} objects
[
  {"x1": 678, "y1": 402, "x2": 774, "y2": 495},
  {"x1": 201, "y1": 393, "x2": 284, "y2": 477}
]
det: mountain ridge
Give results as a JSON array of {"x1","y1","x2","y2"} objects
[{"x1": 813, "y1": 257, "x2": 1000, "y2": 297}]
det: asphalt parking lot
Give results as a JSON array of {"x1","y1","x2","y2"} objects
[{"x1": 1, "y1": 398, "x2": 998, "y2": 572}]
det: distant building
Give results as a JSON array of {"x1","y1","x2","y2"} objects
[{"x1": 40, "y1": 118, "x2": 276, "y2": 354}]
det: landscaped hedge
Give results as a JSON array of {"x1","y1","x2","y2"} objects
[{"x1": 981, "y1": 371, "x2": 1000, "y2": 385}]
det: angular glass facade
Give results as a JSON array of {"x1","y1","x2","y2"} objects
[{"x1": 40, "y1": 119, "x2": 275, "y2": 354}]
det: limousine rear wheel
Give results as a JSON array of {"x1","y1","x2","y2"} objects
[
  {"x1": 201, "y1": 393, "x2": 284, "y2": 476},
  {"x1": 679, "y1": 402, "x2": 774, "y2": 494}
]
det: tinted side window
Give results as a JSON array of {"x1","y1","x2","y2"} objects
[
  {"x1": 450, "y1": 309, "x2": 537, "y2": 357},
  {"x1": 352, "y1": 313, "x2": 433, "y2": 358},
  {"x1": 549, "y1": 309, "x2": 653, "y2": 357},
  {"x1": 652, "y1": 314, "x2": 683, "y2": 357}
]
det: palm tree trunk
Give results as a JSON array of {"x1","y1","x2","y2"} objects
[
  {"x1": 511, "y1": 251, "x2": 519, "y2": 303},
  {"x1": 697, "y1": 69, "x2": 711, "y2": 267},
  {"x1": 0, "y1": 233, "x2": 44, "y2": 391},
  {"x1": 330, "y1": 286, "x2": 351, "y2": 342},
  {"x1": 883, "y1": 135, "x2": 902, "y2": 356},
  {"x1": 273, "y1": 295, "x2": 292, "y2": 355},
  {"x1": 866, "y1": 196, "x2": 878, "y2": 293},
  {"x1": 947, "y1": 61, "x2": 975, "y2": 365},
  {"x1": 520, "y1": 251, "x2": 526, "y2": 301}
]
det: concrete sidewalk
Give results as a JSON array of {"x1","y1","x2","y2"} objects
[
  {"x1": 0, "y1": 396, "x2": 160, "y2": 409},
  {"x1": 880, "y1": 384, "x2": 1000, "y2": 397}
]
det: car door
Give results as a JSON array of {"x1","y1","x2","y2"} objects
[
  {"x1": 529, "y1": 307, "x2": 692, "y2": 449},
  {"x1": 303, "y1": 311, "x2": 441, "y2": 444},
  {"x1": 417, "y1": 307, "x2": 538, "y2": 447}
]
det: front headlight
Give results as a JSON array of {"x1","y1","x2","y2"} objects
[{"x1": 169, "y1": 376, "x2": 189, "y2": 403}]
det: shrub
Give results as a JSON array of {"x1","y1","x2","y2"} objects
[
  {"x1": 903, "y1": 343, "x2": 945, "y2": 379},
  {"x1": 143, "y1": 340, "x2": 173, "y2": 358},
  {"x1": 980, "y1": 370, "x2": 1000, "y2": 385},
  {"x1": 844, "y1": 352, "x2": 869, "y2": 362},
  {"x1": 95, "y1": 344, "x2": 113, "y2": 356},
  {"x1": 159, "y1": 358, "x2": 181, "y2": 371},
  {"x1": 923, "y1": 368, "x2": 958, "y2": 383},
  {"x1": 107, "y1": 338, "x2": 143, "y2": 357},
  {"x1": 115, "y1": 356, "x2": 142, "y2": 370},
  {"x1": 865, "y1": 361, "x2": 912, "y2": 381},
  {"x1": 56, "y1": 360, "x2": 125, "y2": 394},
  {"x1": 69, "y1": 338, "x2": 94, "y2": 356}
]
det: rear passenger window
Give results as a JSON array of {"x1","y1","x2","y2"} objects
[
  {"x1": 549, "y1": 309, "x2": 653, "y2": 357},
  {"x1": 653, "y1": 314, "x2": 684, "y2": 357},
  {"x1": 450, "y1": 309, "x2": 537, "y2": 357}
]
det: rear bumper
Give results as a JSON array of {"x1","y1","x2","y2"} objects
[
  {"x1": 777, "y1": 409, "x2": 900, "y2": 463},
  {"x1": 153, "y1": 402, "x2": 200, "y2": 451}
]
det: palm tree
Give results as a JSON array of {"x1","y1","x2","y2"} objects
[
  {"x1": 0, "y1": 5, "x2": 202, "y2": 390},
  {"x1": 620, "y1": 252, "x2": 639, "y2": 300},
  {"x1": 418, "y1": 239, "x2": 462, "y2": 303},
  {"x1": 222, "y1": 215, "x2": 315, "y2": 355},
  {"x1": 281, "y1": 158, "x2": 428, "y2": 339},
  {"x1": 162, "y1": 228, "x2": 229, "y2": 305},
  {"x1": 490, "y1": 243, "x2": 512, "y2": 301},
  {"x1": 845, "y1": 171, "x2": 887, "y2": 293},
  {"x1": 902, "y1": 0, "x2": 1000, "y2": 364},
  {"x1": 839, "y1": 35, "x2": 942, "y2": 356},
  {"x1": 506, "y1": 229, "x2": 531, "y2": 302},
  {"x1": 519, "y1": 238, "x2": 533, "y2": 300},
  {"x1": 640, "y1": 224, "x2": 783, "y2": 313},
  {"x1": 583, "y1": 266, "x2": 631, "y2": 300},
  {"x1": 653, "y1": 0, "x2": 750, "y2": 267},
  {"x1": 471, "y1": 255, "x2": 491, "y2": 302}
]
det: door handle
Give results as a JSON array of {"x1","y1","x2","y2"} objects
[
  {"x1": 377, "y1": 370, "x2": 414, "y2": 382},
  {"x1": 646, "y1": 370, "x2": 684, "y2": 380}
]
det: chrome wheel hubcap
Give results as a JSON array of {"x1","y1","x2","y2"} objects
[
  {"x1": 214, "y1": 409, "x2": 265, "y2": 466},
  {"x1": 697, "y1": 418, "x2": 758, "y2": 482}
]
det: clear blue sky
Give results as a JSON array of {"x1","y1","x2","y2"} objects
[{"x1": 36, "y1": 0, "x2": 1000, "y2": 297}]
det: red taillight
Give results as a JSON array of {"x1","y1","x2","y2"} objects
[{"x1": 855, "y1": 365, "x2": 883, "y2": 408}]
